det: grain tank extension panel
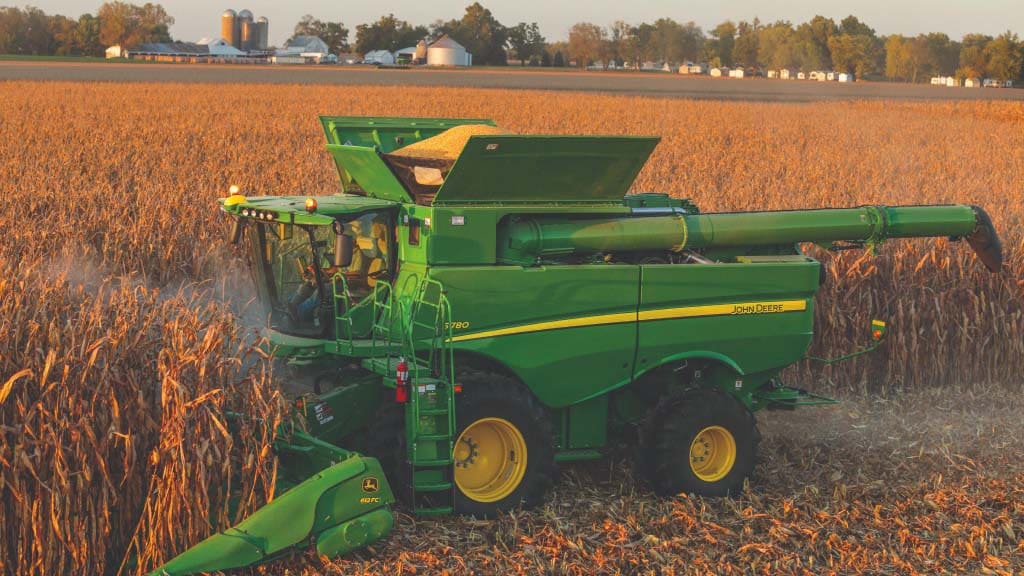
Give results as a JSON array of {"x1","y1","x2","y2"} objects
[{"x1": 320, "y1": 116, "x2": 660, "y2": 205}]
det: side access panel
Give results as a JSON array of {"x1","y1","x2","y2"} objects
[
  {"x1": 636, "y1": 260, "x2": 820, "y2": 380},
  {"x1": 432, "y1": 265, "x2": 640, "y2": 408}
]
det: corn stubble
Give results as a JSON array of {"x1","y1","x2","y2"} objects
[{"x1": 0, "y1": 82, "x2": 1021, "y2": 575}]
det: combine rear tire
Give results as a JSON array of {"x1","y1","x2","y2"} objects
[
  {"x1": 640, "y1": 388, "x2": 758, "y2": 497},
  {"x1": 453, "y1": 371, "x2": 555, "y2": 517}
]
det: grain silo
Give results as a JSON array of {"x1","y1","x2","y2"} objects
[
  {"x1": 238, "y1": 9, "x2": 254, "y2": 50},
  {"x1": 426, "y1": 34, "x2": 471, "y2": 66},
  {"x1": 414, "y1": 40, "x2": 427, "y2": 64},
  {"x1": 256, "y1": 17, "x2": 269, "y2": 50},
  {"x1": 221, "y1": 9, "x2": 238, "y2": 48}
]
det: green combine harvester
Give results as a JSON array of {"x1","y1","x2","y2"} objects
[{"x1": 154, "y1": 117, "x2": 1002, "y2": 574}]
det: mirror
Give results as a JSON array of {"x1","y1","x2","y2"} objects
[{"x1": 334, "y1": 233, "x2": 354, "y2": 268}]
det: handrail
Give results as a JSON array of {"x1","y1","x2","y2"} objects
[{"x1": 331, "y1": 272, "x2": 352, "y2": 353}]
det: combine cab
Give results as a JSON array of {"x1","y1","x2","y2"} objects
[{"x1": 155, "y1": 116, "x2": 1002, "y2": 573}]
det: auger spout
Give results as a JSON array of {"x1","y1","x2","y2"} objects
[{"x1": 499, "y1": 204, "x2": 1002, "y2": 271}]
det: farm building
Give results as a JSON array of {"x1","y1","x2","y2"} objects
[
  {"x1": 198, "y1": 38, "x2": 246, "y2": 57},
  {"x1": 965, "y1": 77, "x2": 981, "y2": 87},
  {"x1": 105, "y1": 45, "x2": 124, "y2": 58},
  {"x1": 797, "y1": 71, "x2": 806, "y2": 80},
  {"x1": 426, "y1": 34, "x2": 471, "y2": 66},
  {"x1": 394, "y1": 46, "x2": 418, "y2": 64},
  {"x1": 271, "y1": 55, "x2": 305, "y2": 64},
  {"x1": 363, "y1": 50, "x2": 395, "y2": 65},
  {"x1": 946, "y1": 77, "x2": 960, "y2": 87},
  {"x1": 709, "y1": 67, "x2": 724, "y2": 77},
  {"x1": 277, "y1": 36, "x2": 330, "y2": 62},
  {"x1": 780, "y1": 69, "x2": 793, "y2": 79},
  {"x1": 729, "y1": 68, "x2": 744, "y2": 78},
  {"x1": 838, "y1": 73, "x2": 854, "y2": 82},
  {"x1": 767, "y1": 70, "x2": 778, "y2": 79},
  {"x1": 677, "y1": 63, "x2": 706, "y2": 74},
  {"x1": 125, "y1": 42, "x2": 214, "y2": 62}
]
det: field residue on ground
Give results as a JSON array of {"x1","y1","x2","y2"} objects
[{"x1": 0, "y1": 82, "x2": 1021, "y2": 575}]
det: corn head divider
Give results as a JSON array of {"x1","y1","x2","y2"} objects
[{"x1": 154, "y1": 116, "x2": 1002, "y2": 574}]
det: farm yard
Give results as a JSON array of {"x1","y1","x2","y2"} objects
[{"x1": 0, "y1": 80, "x2": 1022, "y2": 575}]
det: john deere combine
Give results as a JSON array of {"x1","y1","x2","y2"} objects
[{"x1": 154, "y1": 117, "x2": 1002, "y2": 574}]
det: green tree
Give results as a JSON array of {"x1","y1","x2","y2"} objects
[
  {"x1": 552, "y1": 49, "x2": 565, "y2": 67},
  {"x1": 568, "y1": 22, "x2": 606, "y2": 68},
  {"x1": 885, "y1": 35, "x2": 912, "y2": 80},
  {"x1": 925, "y1": 33, "x2": 959, "y2": 76},
  {"x1": 796, "y1": 15, "x2": 838, "y2": 70},
  {"x1": 292, "y1": 15, "x2": 350, "y2": 54},
  {"x1": 507, "y1": 22, "x2": 542, "y2": 65},
  {"x1": 705, "y1": 20, "x2": 736, "y2": 67},
  {"x1": 644, "y1": 18, "x2": 701, "y2": 64},
  {"x1": 354, "y1": 14, "x2": 427, "y2": 54},
  {"x1": 0, "y1": 8, "x2": 28, "y2": 54},
  {"x1": 827, "y1": 33, "x2": 878, "y2": 77},
  {"x1": 443, "y1": 3, "x2": 507, "y2": 66},
  {"x1": 97, "y1": 2, "x2": 173, "y2": 49},
  {"x1": 983, "y1": 32, "x2": 1022, "y2": 81},
  {"x1": 51, "y1": 14, "x2": 78, "y2": 55},
  {"x1": 958, "y1": 34, "x2": 991, "y2": 78},
  {"x1": 757, "y1": 21, "x2": 797, "y2": 69},
  {"x1": 75, "y1": 13, "x2": 103, "y2": 56},
  {"x1": 732, "y1": 19, "x2": 760, "y2": 66},
  {"x1": 631, "y1": 22, "x2": 656, "y2": 67},
  {"x1": 839, "y1": 15, "x2": 874, "y2": 37}
]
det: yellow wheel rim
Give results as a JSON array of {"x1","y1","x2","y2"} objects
[
  {"x1": 453, "y1": 417, "x2": 527, "y2": 503},
  {"x1": 689, "y1": 426, "x2": 736, "y2": 482}
]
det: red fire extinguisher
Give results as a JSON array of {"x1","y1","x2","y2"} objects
[{"x1": 395, "y1": 357, "x2": 409, "y2": 403}]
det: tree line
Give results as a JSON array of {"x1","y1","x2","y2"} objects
[
  {"x1": 565, "y1": 16, "x2": 1022, "y2": 81},
  {"x1": 294, "y1": 8, "x2": 1023, "y2": 81},
  {"x1": 0, "y1": 2, "x2": 172, "y2": 56},
  {"x1": 2, "y1": 2, "x2": 1021, "y2": 82}
]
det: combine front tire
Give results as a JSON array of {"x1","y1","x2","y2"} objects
[
  {"x1": 453, "y1": 372, "x2": 555, "y2": 517},
  {"x1": 640, "y1": 388, "x2": 758, "y2": 497}
]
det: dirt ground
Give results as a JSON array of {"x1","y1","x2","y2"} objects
[
  {"x1": 270, "y1": 384, "x2": 1024, "y2": 575},
  {"x1": 3, "y1": 60, "x2": 1024, "y2": 102}
]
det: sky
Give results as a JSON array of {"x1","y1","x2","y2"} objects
[{"x1": 25, "y1": 0, "x2": 1024, "y2": 47}]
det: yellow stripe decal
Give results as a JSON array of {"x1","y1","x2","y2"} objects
[{"x1": 450, "y1": 299, "x2": 806, "y2": 343}]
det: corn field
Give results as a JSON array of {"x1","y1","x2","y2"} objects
[{"x1": 0, "y1": 81, "x2": 1021, "y2": 575}]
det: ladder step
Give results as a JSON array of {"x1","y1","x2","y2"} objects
[
  {"x1": 415, "y1": 433, "x2": 450, "y2": 442},
  {"x1": 414, "y1": 481, "x2": 452, "y2": 492},
  {"x1": 414, "y1": 458, "x2": 453, "y2": 467},
  {"x1": 411, "y1": 377, "x2": 446, "y2": 387},
  {"x1": 361, "y1": 357, "x2": 431, "y2": 376},
  {"x1": 414, "y1": 506, "x2": 454, "y2": 516}
]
